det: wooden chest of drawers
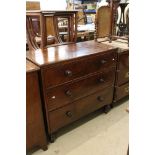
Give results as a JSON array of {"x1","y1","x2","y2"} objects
[
  {"x1": 114, "y1": 49, "x2": 129, "y2": 101},
  {"x1": 101, "y1": 41, "x2": 129, "y2": 102},
  {"x1": 26, "y1": 60, "x2": 47, "y2": 151},
  {"x1": 27, "y1": 41, "x2": 118, "y2": 141}
]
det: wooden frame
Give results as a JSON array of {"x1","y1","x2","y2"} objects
[
  {"x1": 26, "y1": 1, "x2": 40, "y2": 10},
  {"x1": 26, "y1": 10, "x2": 78, "y2": 50},
  {"x1": 95, "y1": 5, "x2": 112, "y2": 41},
  {"x1": 95, "y1": 0, "x2": 129, "y2": 44}
]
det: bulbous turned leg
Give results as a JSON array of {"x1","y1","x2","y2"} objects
[
  {"x1": 103, "y1": 104, "x2": 111, "y2": 114},
  {"x1": 50, "y1": 133, "x2": 56, "y2": 143},
  {"x1": 110, "y1": 103, "x2": 114, "y2": 109},
  {"x1": 42, "y1": 145, "x2": 48, "y2": 151}
]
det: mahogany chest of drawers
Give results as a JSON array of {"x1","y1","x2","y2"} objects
[
  {"x1": 26, "y1": 41, "x2": 118, "y2": 141},
  {"x1": 114, "y1": 49, "x2": 129, "y2": 101},
  {"x1": 26, "y1": 60, "x2": 47, "y2": 151},
  {"x1": 101, "y1": 41, "x2": 129, "y2": 102}
]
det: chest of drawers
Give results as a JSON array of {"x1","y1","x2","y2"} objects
[
  {"x1": 114, "y1": 49, "x2": 129, "y2": 101},
  {"x1": 101, "y1": 41, "x2": 129, "y2": 102},
  {"x1": 26, "y1": 60, "x2": 47, "y2": 151},
  {"x1": 27, "y1": 41, "x2": 118, "y2": 142}
]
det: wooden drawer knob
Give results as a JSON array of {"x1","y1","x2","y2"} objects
[
  {"x1": 65, "y1": 70, "x2": 72, "y2": 76},
  {"x1": 66, "y1": 111, "x2": 73, "y2": 118},
  {"x1": 100, "y1": 60, "x2": 107, "y2": 64},
  {"x1": 65, "y1": 90, "x2": 72, "y2": 96},
  {"x1": 97, "y1": 96, "x2": 104, "y2": 102},
  {"x1": 99, "y1": 78, "x2": 105, "y2": 83}
]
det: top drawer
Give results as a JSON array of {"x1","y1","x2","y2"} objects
[
  {"x1": 117, "y1": 50, "x2": 129, "y2": 71},
  {"x1": 42, "y1": 51, "x2": 116, "y2": 88}
]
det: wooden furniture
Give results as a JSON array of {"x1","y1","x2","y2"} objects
[
  {"x1": 26, "y1": 1, "x2": 40, "y2": 10},
  {"x1": 114, "y1": 48, "x2": 129, "y2": 102},
  {"x1": 26, "y1": 40, "x2": 118, "y2": 142},
  {"x1": 26, "y1": 10, "x2": 78, "y2": 50},
  {"x1": 95, "y1": 0, "x2": 129, "y2": 102},
  {"x1": 26, "y1": 60, "x2": 47, "y2": 151},
  {"x1": 95, "y1": 5, "x2": 112, "y2": 40},
  {"x1": 95, "y1": 0, "x2": 129, "y2": 43},
  {"x1": 26, "y1": 1, "x2": 41, "y2": 51},
  {"x1": 77, "y1": 10, "x2": 87, "y2": 25},
  {"x1": 101, "y1": 40, "x2": 129, "y2": 102},
  {"x1": 115, "y1": 1, "x2": 129, "y2": 36}
]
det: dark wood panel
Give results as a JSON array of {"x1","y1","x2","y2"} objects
[
  {"x1": 26, "y1": 68, "x2": 47, "y2": 151},
  {"x1": 46, "y1": 68, "x2": 115, "y2": 111},
  {"x1": 114, "y1": 83, "x2": 129, "y2": 102},
  {"x1": 116, "y1": 50, "x2": 129, "y2": 86},
  {"x1": 42, "y1": 51, "x2": 116, "y2": 88}
]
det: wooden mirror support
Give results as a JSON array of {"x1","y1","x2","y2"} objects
[
  {"x1": 95, "y1": 0, "x2": 129, "y2": 44},
  {"x1": 95, "y1": 5, "x2": 112, "y2": 41}
]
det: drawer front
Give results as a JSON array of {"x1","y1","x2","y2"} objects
[
  {"x1": 48, "y1": 86, "x2": 114, "y2": 133},
  {"x1": 49, "y1": 103, "x2": 75, "y2": 133},
  {"x1": 114, "y1": 83, "x2": 129, "y2": 101},
  {"x1": 46, "y1": 68, "x2": 115, "y2": 111},
  {"x1": 75, "y1": 86, "x2": 114, "y2": 118},
  {"x1": 116, "y1": 51, "x2": 129, "y2": 85},
  {"x1": 116, "y1": 69, "x2": 129, "y2": 86},
  {"x1": 43, "y1": 51, "x2": 116, "y2": 88}
]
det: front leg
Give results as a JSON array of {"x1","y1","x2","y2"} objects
[
  {"x1": 50, "y1": 133, "x2": 56, "y2": 143},
  {"x1": 103, "y1": 104, "x2": 111, "y2": 114}
]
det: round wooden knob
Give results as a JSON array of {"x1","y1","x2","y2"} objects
[
  {"x1": 101, "y1": 60, "x2": 107, "y2": 64},
  {"x1": 97, "y1": 96, "x2": 104, "y2": 102},
  {"x1": 65, "y1": 90, "x2": 72, "y2": 96},
  {"x1": 66, "y1": 111, "x2": 73, "y2": 117},
  {"x1": 99, "y1": 78, "x2": 104, "y2": 83},
  {"x1": 65, "y1": 70, "x2": 72, "y2": 76}
]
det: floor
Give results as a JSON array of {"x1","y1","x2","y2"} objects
[{"x1": 32, "y1": 99, "x2": 129, "y2": 155}]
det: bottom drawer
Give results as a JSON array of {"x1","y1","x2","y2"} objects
[
  {"x1": 48, "y1": 86, "x2": 114, "y2": 133},
  {"x1": 49, "y1": 103, "x2": 75, "y2": 133},
  {"x1": 114, "y1": 83, "x2": 129, "y2": 101},
  {"x1": 75, "y1": 86, "x2": 114, "y2": 118}
]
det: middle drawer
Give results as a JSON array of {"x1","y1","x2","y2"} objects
[{"x1": 46, "y1": 67, "x2": 115, "y2": 111}]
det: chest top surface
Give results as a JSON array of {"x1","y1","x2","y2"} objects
[
  {"x1": 26, "y1": 60, "x2": 40, "y2": 73},
  {"x1": 26, "y1": 41, "x2": 117, "y2": 67}
]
